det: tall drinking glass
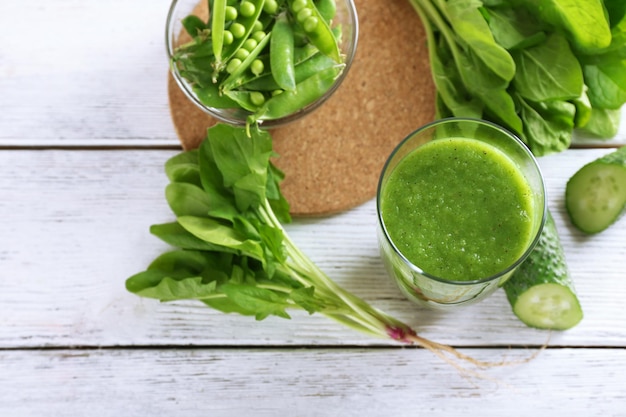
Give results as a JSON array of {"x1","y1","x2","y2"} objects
[{"x1": 377, "y1": 118, "x2": 546, "y2": 309}]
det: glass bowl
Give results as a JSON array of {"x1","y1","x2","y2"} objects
[{"x1": 166, "y1": 0, "x2": 359, "y2": 128}]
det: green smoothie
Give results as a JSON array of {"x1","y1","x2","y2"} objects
[{"x1": 380, "y1": 137, "x2": 535, "y2": 282}]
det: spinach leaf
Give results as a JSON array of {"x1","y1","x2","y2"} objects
[
  {"x1": 512, "y1": 33, "x2": 583, "y2": 102},
  {"x1": 486, "y1": 6, "x2": 546, "y2": 50},
  {"x1": 443, "y1": 0, "x2": 516, "y2": 81},
  {"x1": 579, "y1": 107, "x2": 622, "y2": 138},
  {"x1": 583, "y1": 60, "x2": 626, "y2": 109},
  {"x1": 521, "y1": 0, "x2": 611, "y2": 52},
  {"x1": 517, "y1": 94, "x2": 575, "y2": 155}
]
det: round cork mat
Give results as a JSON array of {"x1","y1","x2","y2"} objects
[{"x1": 168, "y1": 0, "x2": 436, "y2": 216}]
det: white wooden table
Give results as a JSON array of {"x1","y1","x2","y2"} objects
[{"x1": 2, "y1": 1, "x2": 625, "y2": 415}]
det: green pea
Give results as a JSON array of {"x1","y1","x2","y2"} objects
[
  {"x1": 239, "y1": 1, "x2": 256, "y2": 17},
  {"x1": 223, "y1": 30, "x2": 234, "y2": 45},
  {"x1": 227, "y1": 58, "x2": 243, "y2": 73},
  {"x1": 251, "y1": 30, "x2": 267, "y2": 42},
  {"x1": 225, "y1": 5, "x2": 238, "y2": 21},
  {"x1": 263, "y1": 0, "x2": 279, "y2": 14},
  {"x1": 251, "y1": 59, "x2": 265, "y2": 76},
  {"x1": 303, "y1": 16, "x2": 319, "y2": 33},
  {"x1": 230, "y1": 22, "x2": 246, "y2": 38},
  {"x1": 296, "y1": 8, "x2": 313, "y2": 24},
  {"x1": 292, "y1": 0, "x2": 307, "y2": 13},
  {"x1": 235, "y1": 48, "x2": 250, "y2": 60},
  {"x1": 289, "y1": 0, "x2": 341, "y2": 62},
  {"x1": 250, "y1": 91, "x2": 266, "y2": 106},
  {"x1": 243, "y1": 38, "x2": 258, "y2": 51},
  {"x1": 252, "y1": 20, "x2": 263, "y2": 32}
]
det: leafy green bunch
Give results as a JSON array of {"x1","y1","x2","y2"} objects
[
  {"x1": 408, "y1": 0, "x2": 626, "y2": 155},
  {"x1": 126, "y1": 124, "x2": 486, "y2": 368}
]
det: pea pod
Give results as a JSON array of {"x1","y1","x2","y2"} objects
[
  {"x1": 270, "y1": 12, "x2": 297, "y2": 91},
  {"x1": 315, "y1": 0, "x2": 336, "y2": 23},
  {"x1": 211, "y1": 0, "x2": 228, "y2": 63},
  {"x1": 242, "y1": 52, "x2": 337, "y2": 91},
  {"x1": 248, "y1": 64, "x2": 342, "y2": 124},
  {"x1": 287, "y1": 0, "x2": 341, "y2": 62},
  {"x1": 219, "y1": 0, "x2": 266, "y2": 68},
  {"x1": 221, "y1": 31, "x2": 272, "y2": 90},
  {"x1": 224, "y1": 90, "x2": 267, "y2": 112}
]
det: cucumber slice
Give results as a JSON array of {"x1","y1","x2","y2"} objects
[
  {"x1": 565, "y1": 146, "x2": 626, "y2": 234},
  {"x1": 504, "y1": 210, "x2": 583, "y2": 330}
]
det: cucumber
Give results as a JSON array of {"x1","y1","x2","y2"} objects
[
  {"x1": 565, "y1": 146, "x2": 626, "y2": 234},
  {"x1": 503, "y1": 210, "x2": 583, "y2": 330}
]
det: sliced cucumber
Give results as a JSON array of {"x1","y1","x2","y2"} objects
[
  {"x1": 565, "y1": 146, "x2": 626, "y2": 234},
  {"x1": 503, "y1": 210, "x2": 583, "y2": 330}
]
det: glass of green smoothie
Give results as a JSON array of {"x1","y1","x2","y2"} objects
[{"x1": 377, "y1": 118, "x2": 546, "y2": 309}]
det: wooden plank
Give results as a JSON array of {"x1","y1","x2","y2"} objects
[
  {"x1": 0, "y1": 149, "x2": 625, "y2": 348},
  {"x1": 0, "y1": 0, "x2": 177, "y2": 146},
  {"x1": 1, "y1": 347, "x2": 624, "y2": 416}
]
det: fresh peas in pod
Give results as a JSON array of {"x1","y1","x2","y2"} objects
[{"x1": 171, "y1": 0, "x2": 349, "y2": 128}]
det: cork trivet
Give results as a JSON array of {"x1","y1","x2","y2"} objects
[{"x1": 168, "y1": 0, "x2": 436, "y2": 216}]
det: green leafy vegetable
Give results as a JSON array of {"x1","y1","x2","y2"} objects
[
  {"x1": 407, "y1": 0, "x2": 626, "y2": 156},
  {"x1": 126, "y1": 123, "x2": 496, "y2": 372}
]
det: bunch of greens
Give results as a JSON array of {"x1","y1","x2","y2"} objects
[
  {"x1": 407, "y1": 0, "x2": 626, "y2": 156},
  {"x1": 125, "y1": 123, "x2": 492, "y2": 371}
]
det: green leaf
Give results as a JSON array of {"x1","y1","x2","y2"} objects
[
  {"x1": 487, "y1": 7, "x2": 547, "y2": 50},
  {"x1": 290, "y1": 286, "x2": 326, "y2": 315},
  {"x1": 150, "y1": 221, "x2": 238, "y2": 253},
  {"x1": 583, "y1": 60, "x2": 626, "y2": 109},
  {"x1": 512, "y1": 33, "x2": 583, "y2": 101},
  {"x1": 579, "y1": 107, "x2": 622, "y2": 138},
  {"x1": 445, "y1": 0, "x2": 516, "y2": 81},
  {"x1": 164, "y1": 150, "x2": 202, "y2": 187},
  {"x1": 267, "y1": 163, "x2": 292, "y2": 224},
  {"x1": 131, "y1": 274, "x2": 218, "y2": 302},
  {"x1": 165, "y1": 182, "x2": 212, "y2": 218},
  {"x1": 221, "y1": 283, "x2": 292, "y2": 320},
  {"x1": 604, "y1": 0, "x2": 626, "y2": 28},
  {"x1": 147, "y1": 249, "x2": 212, "y2": 275},
  {"x1": 430, "y1": 35, "x2": 484, "y2": 119},
  {"x1": 177, "y1": 215, "x2": 266, "y2": 262},
  {"x1": 207, "y1": 124, "x2": 273, "y2": 212},
  {"x1": 454, "y1": 49, "x2": 522, "y2": 133},
  {"x1": 570, "y1": 88, "x2": 593, "y2": 128},
  {"x1": 517, "y1": 95, "x2": 576, "y2": 155},
  {"x1": 523, "y1": 0, "x2": 611, "y2": 52},
  {"x1": 197, "y1": 138, "x2": 240, "y2": 221}
]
